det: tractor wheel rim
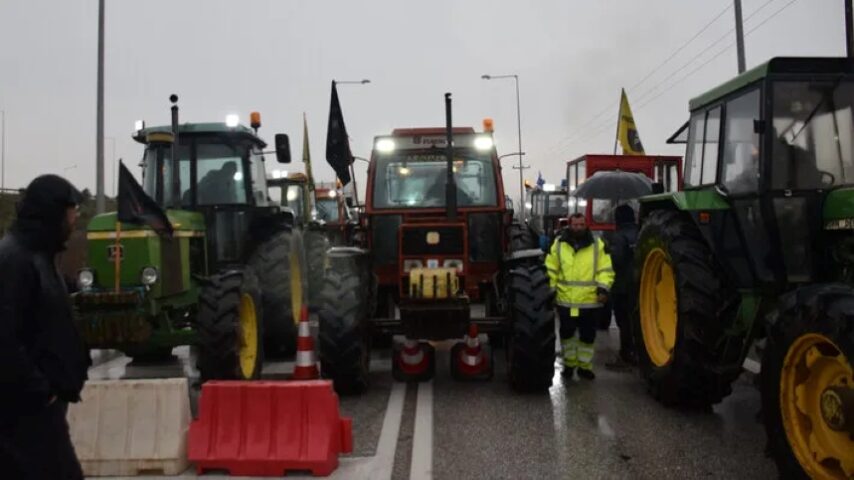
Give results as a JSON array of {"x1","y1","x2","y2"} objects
[
  {"x1": 238, "y1": 293, "x2": 259, "y2": 379},
  {"x1": 639, "y1": 248, "x2": 677, "y2": 367},
  {"x1": 780, "y1": 333, "x2": 854, "y2": 479},
  {"x1": 290, "y1": 250, "x2": 304, "y2": 324}
]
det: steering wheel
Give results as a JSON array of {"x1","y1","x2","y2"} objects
[{"x1": 820, "y1": 170, "x2": 836, "y2": 186}]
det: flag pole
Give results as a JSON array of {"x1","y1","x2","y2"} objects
[
  {"x1": 113, "y1": 221, "x2": 121, "y2": 293},
  {"x1": 613, "y1": 89, "x2": 622, "y2": 155}
]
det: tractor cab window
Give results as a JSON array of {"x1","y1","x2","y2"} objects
[
  {"x1": 194, "y1": 143, "x2": 249, "y2": 205},
  {"x1": 546, "y1": 193, "x2": 568, "y2": 216},
  {"x1": 249, "y1": 149, "x2": 268, "y2": 206},
  {"x1": 591, "y1": 199, "x2": 640, "y2": 224},
  {"x1": 532, "y1": 191, "x2": 545, "y2": 216},
  {"x1": 316, "y1": 197, "x2": 340, "y2": 222},
  {"x1": 373, "y1": 152, "x2": 497, "y2": 209},
  {"x1": 722, "y1": 89, "x2": 761, "y2": 194},
  {"x1": 771, "y1": 80, "x2": 854, "y2": 190},
  {"x1": 283, "y1": 183, "x2": 306, "y2": 219}
]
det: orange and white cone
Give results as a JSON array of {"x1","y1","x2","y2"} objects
[
  {"x1": 392, "y1": 338, "x2": 435, "y2": 382},
  {"x1": 291, "y1": 305, "x2": 319, "y2": 380},
  {"x1": 451, "y1": 324, "x2": 493, "y2": 381}
]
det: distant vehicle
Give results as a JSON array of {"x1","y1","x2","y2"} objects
[
  {"x1": 525, "y1": 182, "x2": 569, "y2": 250},
  {"x1": 566, "y1": 154, "x2": 682, "y2": 232}
]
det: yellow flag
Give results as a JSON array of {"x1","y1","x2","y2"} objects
[
  {"x1": 303, "y1": 113, "x2": 315, "y2": 193},
  {"x1": 617, "y1": 89, "x2": 645, "y2": 155}
]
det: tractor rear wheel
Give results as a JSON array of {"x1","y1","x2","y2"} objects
[
  {"x1": 304, "y1": 228, "x2": 329, "y2": 310},
  {"x1": 318, "y1": 256, "x2": 371, "y2": 395},
  {"x1": 248, "y1": 229, "x2": 306, "y2": 358},
  {"x1": 633, "y1": 209, "x2": 735, "y2": 407},
  {"x1": 196, "y1": 269, "x2": 264, "y2": 381},
  {"x1": 510, "y1": 222, "x2": 536, "y2": 251},
  {"x1": 506, "y1": 264, "x2": 555, "y2": 392},
  {"x1": 761, "y1": 285, "x2": 854, "y2": 480}
]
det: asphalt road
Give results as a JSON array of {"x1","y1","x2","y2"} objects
[{"x1": 86, "y1": 325, "x2": 778, "y2": 480}]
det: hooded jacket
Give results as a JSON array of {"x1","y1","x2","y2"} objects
[{"x1": 0, "y1": 175, "x2": 88, "y2": 420}]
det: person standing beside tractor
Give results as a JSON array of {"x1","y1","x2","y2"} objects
[
  {"x1": 604, "y1": 204, "x2": 639, "y2": 369},
  {"x1": 0, "y1": 175, "x2": 89, "y2": 479},
  {"x1": 546, "y1": 213, "x2": 614, "y2": 380}
]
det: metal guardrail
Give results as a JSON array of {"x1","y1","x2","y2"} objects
[{"x1": 0, "y1": 187, "x2": 22, "y2": 195}]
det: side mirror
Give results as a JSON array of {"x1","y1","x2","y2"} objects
[{"x1": 275, "y1": 134, "x2": 291, "y2": 164}]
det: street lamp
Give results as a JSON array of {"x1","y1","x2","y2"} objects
[
  {"x1": 335, "y1": 79, "x2": 371, "y2": 85},
  {"x1": 482, "y1": 73, "x2": 527, "y2": 220},
  {"x1": 1, "y1": 109, "x2": 5, "y2": 191}
]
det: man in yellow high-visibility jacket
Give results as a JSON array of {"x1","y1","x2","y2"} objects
[{"x1": 545, "y1": 213, "x2": 614, "y2": 380}]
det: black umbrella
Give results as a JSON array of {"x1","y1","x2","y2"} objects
[{"x1": 572, "y1": 170, "x2": 652, "y2": 200}]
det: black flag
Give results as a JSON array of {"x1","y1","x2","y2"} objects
[
  {"x1": 325, "y1": 81, "x2": 353, "y2": 185},
  {"x1": 117, "y1": 161, "x2": 174, "y2": 237}
]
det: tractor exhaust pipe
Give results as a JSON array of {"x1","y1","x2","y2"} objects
[
  {"x1": 445, "y1": 93, "x2": 457, "y2": 220},
  {"x1": 169, "y1": 94, "x2": 181, "y2": 209}
]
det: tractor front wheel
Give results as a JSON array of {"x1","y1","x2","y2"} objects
[
  {"x1": 196, "y1": 269, "x2": 264, "y2": 381},
  {"x1": 318, "y1": 256, "x2": 371, "y2": 395},
  {"x1": 761, "y1": 285, "x2": 854, "y2": 480},
  {"x1": 633, "y1": 209, "x2": 735, "y2": 407},
  {"x1": 506, "y1": 264, "x2": 555, "y2": 392}
]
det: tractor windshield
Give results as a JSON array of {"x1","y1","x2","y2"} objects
[
  {"x1": 373, "y1": 151, "x2": 497, "y2": 209},
  {"x1": 546, "y1": 193, "x2": 569, "y2": 216},
  {"x1": 141, "y1": 139, "x2": 251, "y2": 206},
  {"x1": 772, "y1": 79, "x2": 854, "y2": 190},
  {"x1": 316, "y1": 197, "x2": 340, "y2": 222}
]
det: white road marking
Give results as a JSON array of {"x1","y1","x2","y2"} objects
[
  {"x1": 365, "y1": 381, "x2": 407, "y2": 480},
  {"x1": 410, "y1": 381, "x2": 434, "y2": 480}
]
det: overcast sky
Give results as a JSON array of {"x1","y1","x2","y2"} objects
[{"x1": 0, "y1": 0, "x2": 847, "y2": 201}]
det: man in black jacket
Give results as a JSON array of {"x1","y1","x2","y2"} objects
[
  {"x1": 0, "y1": 175, "x2": 89, "y2": 479},
  {"x1": 606, "y1": 204, "x2": 639, "y2": 368}
]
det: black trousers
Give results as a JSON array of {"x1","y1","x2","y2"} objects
[
  {"x1": 557, "y1": 306, "x2": 597, "y2": 344},
  {"x1": 613, "y1": 293, "x2": 635, "y2": 358},
  {"x1": 0, "y1": 401, "x2": 84, "y2": 480}
]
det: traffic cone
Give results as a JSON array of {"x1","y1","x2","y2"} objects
[
  {"x1": 291, "y1": 305, "x2": 319, "y2": 380},
  {"x1": 451, "y1": 324, "x2": 493, "y2": 381},
  {"x1": 392, "y1": 338, "x2": 435, "y2": 382}
]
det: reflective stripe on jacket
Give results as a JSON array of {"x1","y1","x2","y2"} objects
[{"x1": 545, "y1": 235, "x2": 614, "y2": 309}]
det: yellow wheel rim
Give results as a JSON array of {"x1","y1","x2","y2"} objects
[
  {"x1": 238, "y1": 293, "x2": 259, "y2": 379},
  {"x1": 290, "y1": 249, "x2": 304, "y2": 324},
  {"x1": 780, "y1": 333, "x2": 854, "y2": 479},
  {"x1": 639, "y1": 248, "x2": 678, "y2": 367}
]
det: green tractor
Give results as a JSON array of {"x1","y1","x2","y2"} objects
[
  {"x1": 266, "y1": 172, "x2": 329, "y2": 314},
  {"x1": 634, "y1": 57, "x2": 854, "y2": 478},
  {"x1": 73, "y1": 99, "x2": 306, "y2": 379}
]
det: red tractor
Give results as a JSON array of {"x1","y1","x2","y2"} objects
[
  {"x1": 565, "y1": 154, "x2": 682, "y2": 231},
  {"x1": 317, "y1": 97, "x2": 554, "y2": 394}
]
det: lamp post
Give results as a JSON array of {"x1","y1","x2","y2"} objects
[
  {"x1": 482, "y1": 73, "x2": 527, "y2": 220},
  {"x1": 334, "y1": 79, "x2": 371, "y2": 85},
  {"x1": 95, "y1": 0, "x2": 106, "y2": 213},
  {"x1": 1, "y1": 109, "x2": 5, "y2": 191}
]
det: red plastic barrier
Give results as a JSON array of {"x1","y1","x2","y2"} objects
[{"x1": 188, "y1": 380, "x2": 353, "y2": 477}]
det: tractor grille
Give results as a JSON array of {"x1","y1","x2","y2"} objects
[
  {"x1": 401, "y1": 225, "x2": 465, "y2": 256},
  {"x1": 467, "y1": 213, "x2": 501, "y2": 262}
]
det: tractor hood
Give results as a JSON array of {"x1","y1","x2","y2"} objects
[
  {"x1": 823, "y1": 187, "x2": 854, "y2": 226},
  {"x1": 84, "y1": 209, "x2": 206, "y2": 297}
]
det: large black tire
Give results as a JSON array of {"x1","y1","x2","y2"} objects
[
  {"x1": 318, "y1": 256, "x2": 371, "y2": 395},
  {"x1": 633, "y1": 209, "x2": 736, "y2": 407},
  {"x1": 248, "y1": 229, "x2": 304, "y2": 358},
  {"x1": 196, "y1": 269, "x2": 264, "y2": 381},
  {"x1": 760, "y1": 285, "x2": 854, "y2": 480},
  {"x1": 510, "y1": 222, "x2": 537, "y2": 252},
  {"x1": 506, "y1": 265, "x2": 556, "y2": 392},
  {"x1": 304, "y1": 228, "x2": 329, "y2": 311}
]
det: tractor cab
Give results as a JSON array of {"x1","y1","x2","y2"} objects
[
  {"x1": 267, "y1": 172, "x2": 312, "y2": 226},
  {"x1": 526, "y1": 182, "x2": 569, "y2": 247},
  {"x1": 567, "y1": 154, "x2": 682, "y2": 231},
  {"x1": 134, "y1": 120, "x2": 292, "y2": 271},
  {"x1": 656, "y1": 57, "x2": 854, "y2": 288}
]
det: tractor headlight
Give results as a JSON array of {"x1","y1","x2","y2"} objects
[
  {"x1": 473, "y1": 136, "x2": 493, "y2": 151},
  {"x1": 403, "y1": 259, "x2": 423, "y2": 272},
  {"x1": 443, "y1": 259, "x2": 464, "y2": 273},
  {"x1": 77, "y1": 269, "x2": 95, "y2": 290},
  {"x1": 140, "y1": 266, "x2": 159, "y2": 286},
  {"x1": 375, "y1": 138, "x2": 395, "y2": 153}
]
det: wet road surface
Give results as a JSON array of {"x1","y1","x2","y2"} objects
[{"x1": 86, "y1": 325, "x2": 777, "y2": 479}]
